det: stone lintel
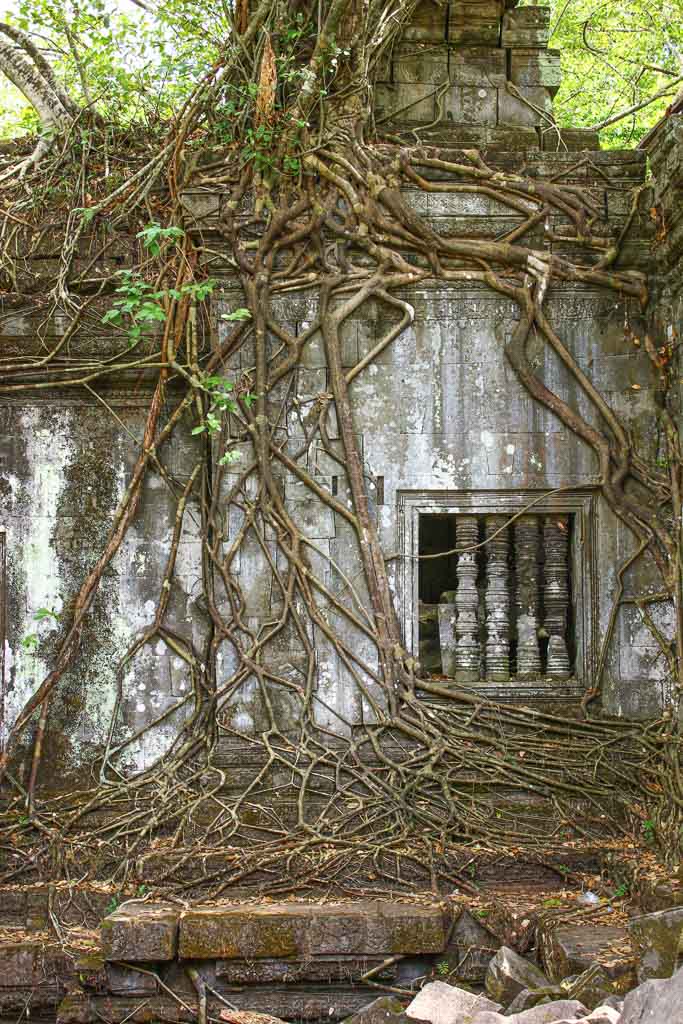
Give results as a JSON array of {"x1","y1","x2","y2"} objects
[{"x1": 178, "y1": 900, "x2": 447, "y2": 959}]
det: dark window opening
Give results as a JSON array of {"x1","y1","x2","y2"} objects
[{"x1": 418, "y1": 512, "x2": 575, "y2": 682}]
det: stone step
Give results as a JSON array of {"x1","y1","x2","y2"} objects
[{"x1": 101, "y1": 900, "x2": 448, "y2": 963}]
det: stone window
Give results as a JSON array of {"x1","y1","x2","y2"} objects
[{"x1": 398, "y1": 491, "x2": 598, "y2": 688}]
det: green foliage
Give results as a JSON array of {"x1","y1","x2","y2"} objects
[
  {"x1": 102, "y1": 271, "x2": 168, "y2": 344},
  {"x1": 0, "y1": 0, "x2": 679, "y2": 147},
  {"x1": 21, "y1": 608, "x2": 60, "y2": 651},
  {"x1": 137, "y1": 223, "x2": 185, "y2": 258},
  {"x1": 436, "y1": 960, "x2": 450, "y2": 976},
  {"x1": 533, "y1": 0, "x2": 683, "y2": 147},
  {"x1": 643, "y1": 818, "x2": 657, "y2": 841},
  {"x1": 192, "y1": 373, "x2": 256, "y2": 465},
  {"x1": 105, "y1": 894, "x2": 120, "y2": 915}
]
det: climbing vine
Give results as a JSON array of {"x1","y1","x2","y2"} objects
[{"x1": 0, "y1": 0, "x2": 681, "y2": 903}]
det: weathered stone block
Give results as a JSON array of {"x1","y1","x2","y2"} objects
[
  {"x1": 403, "y1": 0, "x2": 448, "y2": 41},
  {"x1": 375, "y1": 83, "x2": 437, "y2": 123},
  {"x1": 406, "y1": 980, "x2": 501, "y2": 1024},
  {"x1": 448, "y1": 46, "x2": 506, "y2": 85},
  {"x1": 539, "y1": 923, "x2": 637, "y2": 994},
  {"x1": 344, "y1": 997, "x2": 414, "y2": 1024},
  {"x1": 448, "y1": 0, "x2": 503, "y2": 46},
  {"x1": 100, "y1": 902, "x2": 179, "y2": 962},
  {"x1": 485, "y1": 946, "x2": 550, "y2": 1005},
  {"x1": 444, "y1": 85, "x2": 498, "y2": 125},
  {"x1": 391, "y1": 44, "x2": 449, "y2": 84},
  {"x1": 439, "y1": 908, "x2": 500, "y2": 982},
  {"x1": 105, "y1": 963, "x2": 158, "y2": 996},
  {"x1": 620, "y1": 966, "x2": 683, "y2": 1024},
  {"x1": 627, "y1": 906, "x2": 683, "y2": 982},
  {"x1": 485, "y1": 126, "x2": 540, "y2": 152},
  {"x1": 542, "y1": 128, "x2": 601, "y2": 152},
  {"x1": 510, "y1": 48, "x2": 562, "y2": 93},
  {"x1": 501, "y1": 6, "x2": 551, "y2": 47},
  {"x1": 178, "y1": 901, "x2": 447, "y2": 959},
  {"x1": 498, "y1": 86, "x2": 553, "y2": 127}
]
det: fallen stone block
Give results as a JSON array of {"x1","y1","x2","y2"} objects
[
  {"x1": 506, "y1": 1002, "x2": 589, "y2": 1023},
  {"x1": 344, "y1": 996, "x2": 417, "y2": 1024},
  {"x1": 627, "y1": 904, "x2": 683, "y2": 981},
  {"x1": 100, "y1": 901, "x2": 179, "y2": 962},
  {"x1": 179, "y1": 900, "x2": 447, "y2": 960},
  {"x1": 485, "y1": 946, "x2": 550, "y2": 1006},
  {"x1": 439, "y1": 908, "x2": 500, "y2": 982},
  {"x1": 566, "y1": 965, "x2": 615, "y2": 1010},
  {"x1": 539, "y1": 923, "x2": 637, "y2": 994},
  {"x1": 405, "y1": 980, "x2": 501, "y2": 1024},
  {"x1": 620, "y1": 964, "x2": 683, "y2": 1023}
]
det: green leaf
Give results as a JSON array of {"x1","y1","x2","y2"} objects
[
  {"x1": 34, "y1": 608, "x2": 58, "y2": 621},
  {"x1": 221, "y1": 308, "x2": 251, "y2": 321}
]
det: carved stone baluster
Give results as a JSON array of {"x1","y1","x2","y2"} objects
[
  {"x1": 438, "y1": 590, "x2": 457, "y2": 678},
  {"x1": 455, "y1": 515, "x2": 481, "y2": 682},
  {"x1": 484, "y1": 515, "x2": 510, "y2": 681},
  {"x1": 543, "y1": 515, "x2": 572, "y2": 679},
  {"x1": 514, "y1": 515, "x2": 542, "y2": 679}
]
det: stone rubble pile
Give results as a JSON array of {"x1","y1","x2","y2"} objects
[{"x1": 45, "y1": 898, "x2": 683, "y2": 1024}]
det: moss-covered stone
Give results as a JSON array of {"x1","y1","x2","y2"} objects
[
  {"x1": 100, "y1": 902, "x2": 179, "y2": 962},
  {"x1": 178, "y1": 900, "x2": 447, "y2": 960}
]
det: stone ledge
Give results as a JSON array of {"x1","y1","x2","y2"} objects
[{"x1": 177, "y1": 900, "x2": 448, "y2": 959}]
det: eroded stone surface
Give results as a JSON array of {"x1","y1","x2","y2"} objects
[
  {"x1": 539, "y1": 924, "x2": 637, "y2": 994},
  {"x1": 179, "y1": 901, "x2": 447, "y2": 960},
  {"x1": 627, "y1": 905, "x2": 683, "y2": 981},
  {"x1": 100, "y1": 902, "x2": 179, "y2": 962},
  {"x1": 485, "y1": 945, "x2": 549, "y2": 1005},
  {"x1": 406, "y1": 980, "x2": 501, "y2": 1024}
]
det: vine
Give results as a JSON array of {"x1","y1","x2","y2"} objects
[{"x1": 0, "y1": 0, "x2": 680, "y2": 905}]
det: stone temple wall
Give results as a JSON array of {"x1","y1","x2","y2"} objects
[{"x1": 0, "y1": 2, "x2": 681, "y2": 782}]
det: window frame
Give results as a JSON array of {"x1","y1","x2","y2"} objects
[{"x1": 396, "y1": 488, "x2": 599, "y2": 689}]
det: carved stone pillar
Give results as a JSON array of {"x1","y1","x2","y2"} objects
[
  {"x1": 514, "y1": 515, "x2": 542, "y2": 679},
  {"x1": 438, "y1": 590, "x2": 457, "y2": 678},
  {"x1": 484, "y1": 515, "x2": 510, "y2": 681},
  {"x1": 455, "y1": 515, "x2": 480, "y2": 682},
  {"x1": 543, "y1": 515, "x2": 572, "y2": 679}
]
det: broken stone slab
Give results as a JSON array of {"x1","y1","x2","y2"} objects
[
  {"x1": 100, "y1": 901, "x2": 179, "y2": 962},
  {"x1": 539, "y1": 923, "x2": 637, "y2": 994},
  {"x1": 406, "y1": 980, "x2": 501, "y2": 1024},
  {"x1": 507, "y1": 1003, "x2": 589, "y2": 1023},
  {"x1": 344, "y1": 996, "x2": 419, "y2": 1024},
  {"x1": 439, "y1": 908, "x2": 500, "y2": 982},
  {"x1": 457, "y1": 1002, "x2": 592, "y2": 1024},
  {"x1": 627, "y1": 904, "x2": 683, "y2": 981},
  {"x1": 566, "y1": 965, "x2": 616, "y2": 1010},
  {"x1": 485, "y1": 946, "x2": 550, "y2": 1006},
  {"x1": 620, "y1": 964, "x2": 683, "y2": 1023},
  {"x1": 178, "y1": 901, "x2": 447, "y2": 960}
]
